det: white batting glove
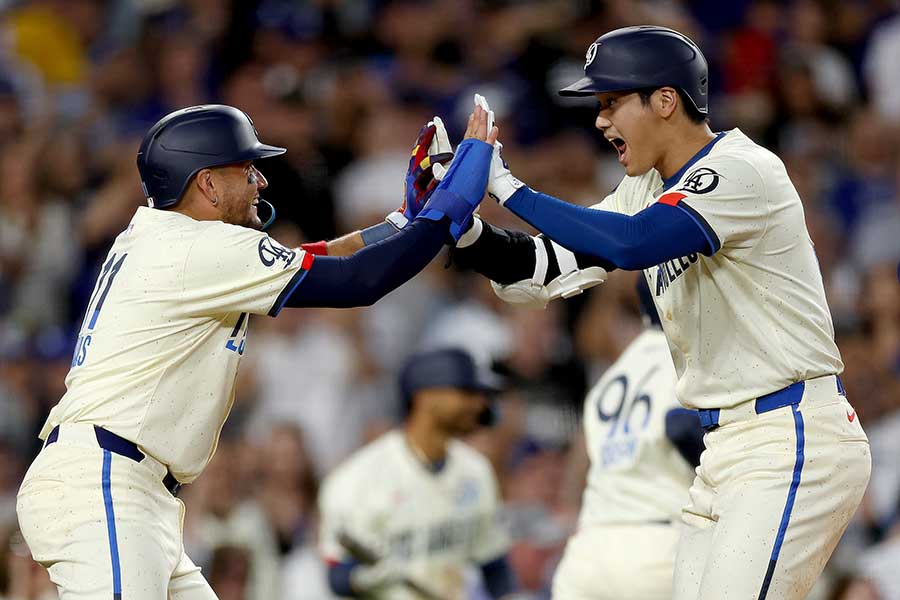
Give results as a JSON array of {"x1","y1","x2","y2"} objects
[{"x1": 471, "y1": 93, "x2": 524, "y2": 205}]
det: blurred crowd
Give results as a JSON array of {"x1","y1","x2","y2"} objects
[{"x1": 1, "y1": 0, "x2": 899, "y2": 598}]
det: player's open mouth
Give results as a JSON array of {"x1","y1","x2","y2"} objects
[{"x1": 611, "y1": 137, "x2": 627, "y2": 163}]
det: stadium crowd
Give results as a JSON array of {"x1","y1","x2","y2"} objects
[{"x1": 0, "y1": 0, "x2": 899, "y2": 598}]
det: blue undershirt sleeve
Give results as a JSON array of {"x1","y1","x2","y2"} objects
[
  {"x1": 480, "y1": 555, "x2": 517, "y2": 598},
  {"x1": 281, "y1": 218, "x2": 446, "y2": 308},
  {"x1": 327, "y1": 561, "x2": 359, "y2": 597},
  {"x1": 503, "y1": 187, "x2": 714, "y2": 270}
]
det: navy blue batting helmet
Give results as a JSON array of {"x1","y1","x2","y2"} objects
[
  {"x1": 559, "y1": 26, "x2": 709, "y2": 115},
  {"x1": 136, "y1": 105, "x2": 286, "y2": 210},
  {"x1": 399, "y1": 348, "x2": 501, "y2": 425}
]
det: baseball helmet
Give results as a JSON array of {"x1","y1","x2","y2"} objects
[
  {"x1": 136, "y1": 105, "x2": 286, "y2": 222},
  {"x1": 399, "y1": 348, "x2": 501, "y2": 426},
  {"x1": 559, "y1": 25, "x2": 709, "y2": 115}
]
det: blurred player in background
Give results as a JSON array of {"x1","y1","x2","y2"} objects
[
  {"x1": 318, "y1": 348, "x2": 517, "y2": 600},
  {"x1": 552, "y1": 277, "x2": 703, "y2": 600},
  {"x1": 15, "y1": 104, "x2": 496, "y2": 600},
  {"x1": 453, "y1": 26, "x2": 871, "y2": 600}
]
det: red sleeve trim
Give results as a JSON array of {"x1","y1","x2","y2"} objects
[
  {"x1": 658, "y1": 192, "x2": 686, "y2": 206},
  {"x1": 301, "y1": 241, "x2": 329, "y2": 256}
]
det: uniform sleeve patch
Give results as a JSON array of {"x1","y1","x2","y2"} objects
[{"x1": 658, "y1": 192, "x2": 686, "y2": 206}]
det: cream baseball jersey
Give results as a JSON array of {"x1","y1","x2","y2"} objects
[
  {"x1": 580, "y1": 329, "x2": 695, "y2": 527},
  {"x1": 39, "y1": 206, "x2": 313, "y2": 482},
  {"x1": 319, "y1": 430, "x2": 509, "y2": 599},
  {"x1": 597, "y1": 129, "x2": 843, "y2": 409}
]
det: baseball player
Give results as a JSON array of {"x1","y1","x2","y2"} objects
[
  {"x1": 551, "y1": 277, "x2": 704, "y2": 600},
  {"x1": 15, "y1": 103, "x2": 498, "y2": 599},
  {"x1": 452, "y1": 26, "x2": 872, "y2": 600},
  {"x1": 318, "y1": 348, "x2": 516, "y2": 600}
]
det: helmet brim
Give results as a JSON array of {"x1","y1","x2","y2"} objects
[{"x1": 559, "y1": 74, "x2": 650, "y2": 97}]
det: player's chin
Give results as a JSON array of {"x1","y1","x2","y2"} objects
[{"x1": 245, "y1": 206, "x2": 263, "y2": 230}]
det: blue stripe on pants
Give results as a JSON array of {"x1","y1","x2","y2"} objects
[
  {"x1": 101, "y1": 450, "x2": 123, "y2": 600},
  {"x1": 758, "y1": 404, "x2": 805, "y2": 599}
]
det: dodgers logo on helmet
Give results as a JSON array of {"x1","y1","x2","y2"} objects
[
  {"x1": 679, "y1": 167, "x2": 720, "y2": 194},
  {"x1": 584, "y1": 42, "x2": 599, "y2": 69}
]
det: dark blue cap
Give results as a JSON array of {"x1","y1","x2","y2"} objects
[
  {"x1": 399, "y1": 348, "x2": 500, "y2": 399},
  {"x1": 560, "y1": 25, "x2": 709, "y2": 115}
]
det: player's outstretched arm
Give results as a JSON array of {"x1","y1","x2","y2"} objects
[
  {"x1": 279, "y1": 107, "x2": 498, "y2": 309},
  {"x1": 304, "y1": 117, "x2": 456, "y2": 258},
  {"x1": 473, "y1": 94, "x2": 713, "y2": 271},
  {"x1": 500, "y1": 186, "x2": 713, "y2": 271}
]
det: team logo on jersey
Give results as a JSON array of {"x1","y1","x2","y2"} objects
[
  {"x1": 258, "y1": 237, "x2": 296, "y2": 269},
  {"x1": 678, "y1": 167, "x2": 720, "y2": 194},
  {"x1": 585, "y1": 42, "x2": 598, "y2": 68}
]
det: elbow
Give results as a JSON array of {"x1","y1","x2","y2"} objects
[
  {"x1": 350, "y1": 277, "x2": 387, "y2": 307},
  {"x1": 605, "y1": 240, "x2": 652, "y2": 271}
]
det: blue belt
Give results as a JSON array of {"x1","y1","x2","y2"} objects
[
  {"x1": 45, "y1": 425, "x2": 182, "y2": 495},
  {"x1": 698, "y1": 376, "x2": 845, "y2": 432}
]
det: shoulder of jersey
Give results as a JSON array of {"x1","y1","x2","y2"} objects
[
  {"x1": 706, "y1": 129, "x2": 779, "y2": 171},
  {"x1": 447, "y1": 439, "x2": 496, "y2": 477},
  {"x1": 323, "y1": 432, "x2": 402, "y2": 489}
]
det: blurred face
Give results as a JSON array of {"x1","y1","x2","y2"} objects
[
  {"x1": 211, "y1": 161, "x2": 268, "y2": 229},
  {"x1": 594, "y1": 91, "x2": 663, "y2": 176},
  {"x1": 421, "y1": 388, "x2": 489, "y2": 436}
]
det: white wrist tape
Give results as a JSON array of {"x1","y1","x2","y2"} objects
[{"x1": 455, "y1": 216, "x2": 484, "y2": 248}]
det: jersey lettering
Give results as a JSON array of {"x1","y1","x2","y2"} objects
[
  {"x1": 224, "y1": 312, "x2": 248, "y2": 355},
  {"x1": 72, "y1": 253, "x2": 128, "y2": 367},
  {"x1": 595, "y1": 368, "x2": 657, "y2": 467},
  {"x1": 651, "y1": 253, "x2": 699, "y2": 296}
]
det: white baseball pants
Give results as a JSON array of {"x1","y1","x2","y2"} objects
[
  {"x1": 673, "y1": 376, "x2": 871, "y2": 600},
  {"x1": 552, "y1": 522, "x2": 680, "y2": 599},
  {"x1": 16, "y1": 424, "x2": 217, "y2": 600}
]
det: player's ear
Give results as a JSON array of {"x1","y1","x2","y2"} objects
[
  {"x1": 654, "y1": 87, "x2": 678, "y2": 119},
  {"x1": 194, "y1": 168, "x2": 218, "y2": 204}
]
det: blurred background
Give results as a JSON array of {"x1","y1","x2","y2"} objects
[{"x1": 0, "y1": 0, "x2": 898, "y2": 598}]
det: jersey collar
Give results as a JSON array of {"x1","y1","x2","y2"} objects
[{"x1": 661, "y1": 131, "x2": 727, "y2": 191}]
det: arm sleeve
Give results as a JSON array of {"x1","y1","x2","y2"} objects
[
  {"x1": 178, "y1": 223, "x2": 314, "y2": 317},
  {"x1": 664, "y1": 407, "x2": 705, "y2": 467},
  {"x1": 281, "y1": 218, "x2": 447, "y2": 309},
  {"x1": 503, "y1": 187, "x2": 713, "y2": 270},
  {"x1": 480, "y1": 556, "x2": 517, "y2": 599},
  {"x1": 451, "y1": 218, "x2": 612, "y2": 285}
]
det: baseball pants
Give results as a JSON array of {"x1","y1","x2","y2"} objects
[
  {"x1": 552, "y1": 522, "x2": 680, "y2": 599},
  {"x1": 672, "y1": 375, "x2": 871, "y2": 600},
  {"x1": 16, "y1": 423, "x2": 217, "y2": 600}
]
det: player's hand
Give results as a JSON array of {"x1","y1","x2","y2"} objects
[
  {"x1": 463, "y1": 102, "x2": 499, "y2": 145},
  {"x1": 469, "y1": 94, "x2": 524, "y2": 206},
  {"x1": 415, "y1": 101, "x2": 496, "y2": 242},
  {"x1": 390, "y1": 117, "x2": 454, "y2": 230}
]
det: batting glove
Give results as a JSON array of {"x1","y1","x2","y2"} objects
[
  {"x1": 468, "y1": 93, "x2": 525, "y2": 206},
  {"x1": 388, "y1": 117, "x2": 454, "y2": 230},
  {"x1": 486, "y1": 141, "x2": 525, "y2": 206}
]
